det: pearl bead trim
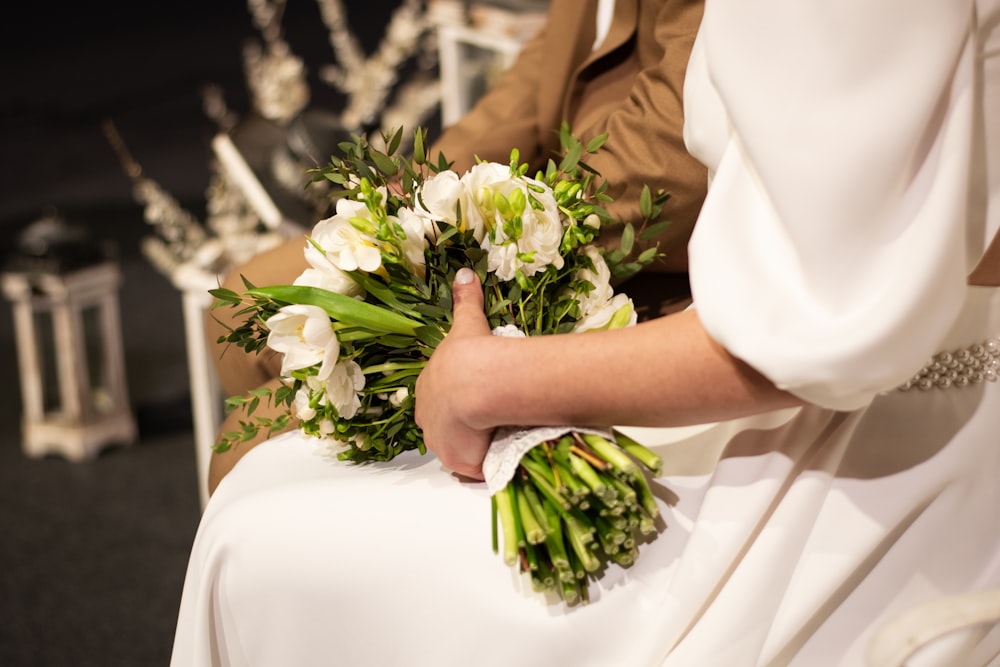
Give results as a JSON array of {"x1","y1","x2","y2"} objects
[{"x1": 898, "y1": 337, "x2": 1000, "y2": 391}]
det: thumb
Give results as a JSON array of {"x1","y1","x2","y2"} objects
[{"x1": 449, "y1": 267, "x2": 491, "y2": 338}]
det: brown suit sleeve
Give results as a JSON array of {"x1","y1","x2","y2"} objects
[
  {"x1": 428, "y1": 9, "x2": 565, "y2": 174},
  {"x1": 581, "y1": 0, "x2": 707, "y2": 271}
]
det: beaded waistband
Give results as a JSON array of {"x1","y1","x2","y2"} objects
[{"x1": 898, "y1": 337, "x2": 1000, "y2": 391}]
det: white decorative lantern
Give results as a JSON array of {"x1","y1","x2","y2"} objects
[{"x1": 1, "y1": 214, "x2": 136, "y2": 461}]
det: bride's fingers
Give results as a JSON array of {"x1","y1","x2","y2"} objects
[{"x1": 448, "y1": 268, "x2": 491, "y2": 339}]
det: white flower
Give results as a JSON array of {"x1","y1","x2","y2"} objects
[
  {"x1": 388, "y1": 386, "x2": 409, "y2": 408},
  {"x1": 293, "y1": 266, "x2": 364, "y2": 297},
  {"x1": 394, "y1": 208, "x2": 430, "y2": 276},
  {"x1": 293, "y1": 386, "x2": 317, "y2": 421},
  {"x1": 481, "y1": 173, "x2": 565, "y2": 281},
  {"x1": 572, "y1": 293, "x2": 637, "y2": 333},
  {"x1": 573, "y1": 246, "x2": 614, "y2": 316},
  {"x1": 310, "y1": 199, "x2": 383, "y2": 273},
  {"x1": 491, "y1": 324, "x2": 525, "y2": 339},
  {"x1": 297, "y1": 232, "x2": 364, "y2": 297},
  {"x1": 415, "y1": 169, "x2": 463, "y2": 229},
  {"x1": 265, "y1": 304, "x2": 340, "y2": 380},
  {"x1": 459, "y1": 162, "x2": 512, "y2": 242},
  {"x1": 323, "y1": 359, "x2": 366, "y2": 419}
]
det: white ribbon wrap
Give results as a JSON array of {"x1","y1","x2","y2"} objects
[{"x1": 483, "y1": 425, "x2": 617, "y2": 494}]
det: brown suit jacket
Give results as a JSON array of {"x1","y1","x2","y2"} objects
[
  {"x1": 969, "y1": 232, "x2": 1000, "y2": 286},
  {"x1": 430, "y1": 0, "x2": 707, "y2": 271}
]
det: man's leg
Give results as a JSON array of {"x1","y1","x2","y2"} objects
[
  {"x1": 208, "y1": 377, "x2": 293, "y2": 496},
  {"x1": 205, "y1": 233, "x2": 309, "y2": 398}
]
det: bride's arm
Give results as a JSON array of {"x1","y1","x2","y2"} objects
[{"x1": 414, "y1": 269, "x2": 803, "y2": 480}]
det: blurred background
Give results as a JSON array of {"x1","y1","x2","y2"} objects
[{"x1": 0, "y1": 0, "x2": 488, "y2": 663}]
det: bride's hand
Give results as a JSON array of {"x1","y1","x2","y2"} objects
[{"x1": 415, "y1": 268, "x2": 496, "y2": 481}]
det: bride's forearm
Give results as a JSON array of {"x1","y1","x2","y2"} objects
[{"x1": 465, "y1": 309, "x2": 804, "y2": 430}]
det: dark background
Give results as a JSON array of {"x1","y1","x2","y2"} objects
[{"x1": 0, "y1": 1, "x2": 420, "y2": 664}]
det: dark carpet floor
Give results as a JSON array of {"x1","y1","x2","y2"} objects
[{"x1": 0, "y1": 2, "x2": 412, "y2": 664}]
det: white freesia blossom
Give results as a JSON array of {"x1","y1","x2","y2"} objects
[
  {"x1": 573, "y1": 246, "x2": 614, "y2": 315},
  {"x1": 415, "y1": 170, "x2": 463, "y2": 229},
  {"x1": 294, "y1": 267, "x2": 363, "y2": 297},
  {"x1": 324, "y1": 359, "x2": 366, "y2": 419},
  {"x1": 394, "y1": 208, "x2": 430, "y2": 276},
  {"x1": 265, "y1": 304, "x2": 340, "y2": 380},
  {"x1": 310, "y1": 199, "x2": 383, "y2": 273},
  {"x1": 298, "y1": 236, "x2": 364, "y2": 297},
  {"x1": 458, "y1": 162, "x2": 511, "y2": 242},
  {"x1": 388, "y1": 387, "x2": 409, "y2": 408},
  {"x1": 480, "y1": 173, "x2": 565, "y2": 281},
  {"x1": 572, "y1": 293, "x2": 637, "y2": 333},
  {"x1": 293, "y1": 387, "x2": 317, "y2": 421}
]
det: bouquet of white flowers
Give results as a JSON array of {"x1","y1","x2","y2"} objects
[{"x1": 211, "y1": 124, "x2": 671, "y2": 605}]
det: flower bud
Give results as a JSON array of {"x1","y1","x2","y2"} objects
[
  {"x1": 494, "y1": 192, "x2": 512, "y2": 219},
  {"x1": 607, "y1": 302, "x2": 635, "y2": 330},
  {"x1": 349, "y1": 216, "x2": 376, "y2": 236},
  {"x1": 477, "y1": 186, "x2": 495, "y2": 214},
  {"x1": 508, "y1": 188, "x2": 526, "y2": 215},
  {"x1": 389, "y1": 387, "x2": 409, "y2": 408}
]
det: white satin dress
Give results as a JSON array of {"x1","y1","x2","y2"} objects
[{"x1": 170, "y1": 1, "x2": 1000, "y2": 665}]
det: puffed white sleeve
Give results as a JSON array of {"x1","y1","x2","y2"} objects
[{"x1": 684, "y1": 0, "x2": 978, "y2": 410}]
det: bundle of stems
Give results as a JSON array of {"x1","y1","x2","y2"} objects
[{"x1": 491, "y1": 430, "x2": 663, "y2": 606}]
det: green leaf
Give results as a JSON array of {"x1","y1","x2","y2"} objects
[
  {"x1": 387, "y1": 126, "x2": 403, "y2": 155},
  {"x1": 585, "y1": 133, "x2": 608, "y2": 153},
  {"x1": 412, "y1": 128, "x2": 425, "y2": 164},
  {"x1": 638, "y1": 220, "x2": 672, "y2": 240},
  {"x1": 349, "y1": 272, "x2": 423, "y2": 319},
  {"x1": 620, "y1": 223, "x2": 635, "y2": 256},
  {"x1": 637, "y1": 247, "x2": 660, "y2": 263},
  {"x1": 414, "y1": 324, "x2": 445, "y2": 348},
  {"x1": 559, "y1": 141, "x2": 582, "y2": 174},
  {"x1": 208, "y1": 286, "x2": 242, "y2": 305},
  {"x1": 336, "y1": 327, "x2": 401, "y2": 342},
  {"x1": 371, "y1": 149, "x2": 398, "y2": 176},
  {"x1": 639, "y1": 185, "x2": 653, "y2": 219},
  {"x1": 247, "y1": 285, "x2": 422, "y2": 335}
]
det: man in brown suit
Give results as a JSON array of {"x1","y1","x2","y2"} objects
[{"x1": 206, "y1": 0, "x2": 707, "y2": 493}]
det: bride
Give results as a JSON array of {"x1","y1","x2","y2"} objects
[{"x1": 170, "y1": 0, "x2": 1000, "y2": 665}]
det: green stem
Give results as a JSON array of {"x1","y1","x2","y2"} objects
[
  {"x1": 515, "y1": 478, "x2": 547, "y2": 545},
  {"x1": 614, "y1": 430, "x2": 663, "y2": 475},
  {"x1": 564, "y1": 515, "x2": 600, "y2": 573},
  {"x1": 543, "y1": 501, "x2": 573, "y2": 579},
  {"x1": 521, "y1": 460, "x2": 571, "y2": 512},
  {"x1": 568, "y1": 451, "x2": 612, "y2": 503},
  {"x1": 632, "y1": 471, "x2": 660, "y2": 519},
  {"x1": 495, "y1": 486, "x2": 519, "y2": 566},
  {"x1": 560, "y1": 577, "x2": 581, "y2": 605},
  {"x1": 581, "y1": 433, "x2": 639, "y2": 477},
  {"x1": 522, "y1": 541, "x2": 539, "y2": 572},
  {"x1": 520, "y1": 476, "x2": 551, "y2": 534},
  {"x1": 509, "y1": 482, "x2": 527, "y2": 549},
  {"x1": 491, "y1": 494, "x2": 498, "y2": 554}
]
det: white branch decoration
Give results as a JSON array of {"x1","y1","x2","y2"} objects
[{"x1": 315, "y1": 0, "x2": 438, "y2": 132}]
